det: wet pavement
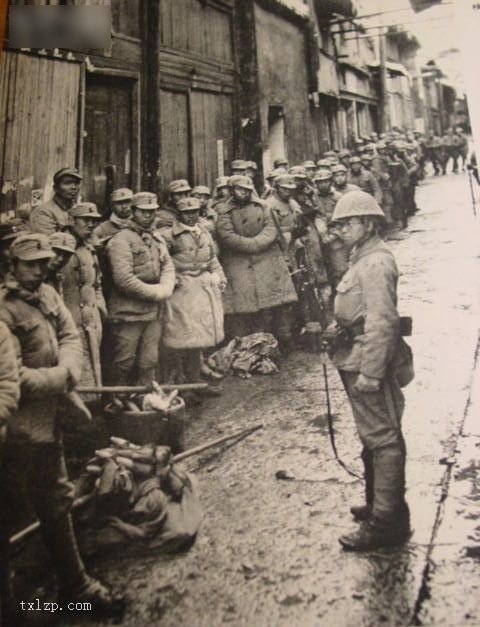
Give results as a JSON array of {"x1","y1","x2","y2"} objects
[{"x1": 52, "y1": 171, "x2": 480, "y2": 627}]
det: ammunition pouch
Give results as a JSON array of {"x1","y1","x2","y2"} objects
[{"x1": 321, "y1": 316, "x2": 413, "y2": 355}]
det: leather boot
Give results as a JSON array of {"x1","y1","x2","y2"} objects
[
  {"x1": 371, "y1": 446, "x2": 410, "y2": 529},
  {"x1": 350, "y1": 447, "x2": 374, "y2": 521},
  {"x1": 339, "y1": 516, "x2": 411, "y2": 551}
]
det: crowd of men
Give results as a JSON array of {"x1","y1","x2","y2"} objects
[{"x1": 0, "y1": 123, "x2": 467, "y2": 621}]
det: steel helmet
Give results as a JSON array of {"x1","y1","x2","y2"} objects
[{"x1": 332, "y1": 190, "x2": 385, "y2": 222}]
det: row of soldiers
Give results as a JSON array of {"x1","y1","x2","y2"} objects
[{"x1": 0, "y1": 126, "x2": 429, "y2": 621}]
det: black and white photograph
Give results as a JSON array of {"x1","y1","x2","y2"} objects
[{"x1": 0, "y1": 0, "x2": 479, "y2": 625}]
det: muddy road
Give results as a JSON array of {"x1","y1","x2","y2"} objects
[{"x1": 53, "y1": 172, "x2": 480, "y2": 627}]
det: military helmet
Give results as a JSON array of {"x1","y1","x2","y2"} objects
[
  {"x1": 316, "y1": 159, "x2": 331, "y2": 169},
  {"x1": 332, "y1": 190, "x2": 385, "y2": 222},
  {"x1": 215, "y1": 176, "x2": 230, "y2": 189},
  {"x1": 177, "y1": 197, "x2": 201, "y2": 212},
  {"x1": 314, "y1": 169, "x2": 333, "y2": 181},
  {"x1": 331, "y1": 164, "x2": 347, "y2": 174}
]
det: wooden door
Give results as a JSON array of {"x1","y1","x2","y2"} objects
[
  {"x1": 159, "y1": 89, "x2": 190, "y2": 189},
  {"x1": 84, "y1": 74, "x2": 135, "y2": 214}
]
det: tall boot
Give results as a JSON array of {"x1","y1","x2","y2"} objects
[
  {"x1": 350, "y1": 447, "x2": 374, "y2": 521},
  {"x1": 340, "y1": 446, "x2": 410, "y2": 551}
]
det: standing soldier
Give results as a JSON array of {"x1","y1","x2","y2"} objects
[
  {"x1": 424, "y1": 132, "x2": 442, "y2": 175},
  {"x1": 348, "y1": 157, "x2": 383, "y2": 206},
  {"x1": 211, "y1": 176, "x2": 231, "y2": 208},
  {"x1": 191, "y1": 185, "x2": 212, "y2": 215},
  {"x1": 338, "y1": 149, "x2": 351, "y2": 170},
  {"x1": 332, "y1": 164, "x2": 360, "y2": 196},
  {"x1": 264, "y1": 173, "x2": 301, "y2": 270},
  {"x1": 326, "y1": 192, "x2": 412, "y2": 551},
  {"x1": 290, "y1": 166, "x2": 318, "y2": 215},
  {"x1": 29, "y1": 167, "x2": 82, "y2": 235},
  {"x1": 216, "y1": 176, "x2": 297, "y2": 352},
  {"x1": 155, "y1": 180, "x2": 192, "y2": 229},
  {"x1": 371, "y1": 141, "x2": 394, "y2": 225},
  {"x1": 0, "y1": 234, "x2": 124, "y2": 621},
  {"x1": 0, "y1": 220, "x2": 30, "y2": 281},
  {"x1": 63, "y1": 203, "x2": 106, "y2": 391},
  {"x1": 47, "y1": 232, "x2": 77, "y2": 296},
  {"x1": 106, "y1": 192, "x2": 175, "y2": 385},
  {"x1": 230, "y1": 159, "x2": 248, "y2": 176},
  {"x1": 159, "y1": 197, "x2": 226, "y2": 400},
  {"x1": 313, "y1": 170, "x2": 349, "y2": 290},
  {"x1": 93, "y1": 187, "x2": 133, "y2": 246}
]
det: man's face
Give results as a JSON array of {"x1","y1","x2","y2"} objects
[
  {"x1": 179, "y1": 209, "x2": 200, "y2": 227},
  {"x1": 217, "y1": 186, "x2": 230, "y2": 199},
  {"x1": 276, "y1": 186, "x2": 292, "y2": 202},
  {"x1": 294, "y1": 178, "x2": 307, "y2": 191},
  {"x1": 315, "y1": 179, "x2": 332, "y2": 195},
  {"x1": 112, "y1": 200, "x2": 132, "y2": 220},
  {"x1": 13, "y1": 258, "x2": 50, "y2": 292},
  {"x1": 361, "y1": 158, "x2": 371, "y2": 169},
  {"x1": 171, "y1": 191, "x2": 189, "y2": 207},
  {"x1": 231, "y1": 186, "x2": 252, "y2": 205},
  {"x1": 244, "y1": 168, "x2": 256, "y2": 179},
  {"x1": 132, "y1": 207, "x2": 156, "y2": 229},
  {"x1": 192, "y1": 193, "x2": 210, "y2": 210},
  {"x1": 231, "y1": 169, "x2": 246, "y2": 177},
  {"x1": 340, "y1": 156, "x2": 350, "y2": 168},
  {"x1": 72, "y1": 216, "x2": 98, "y2": 241},
  {"x1": 351, "y1": 162, "x2": 362, "y2": 174},
  {"x1": 50, "y1": 249, "x2": 73, "y2": 271},
  {"x1": 336, "y1": 217, "x2": 369, "y2": 249},
  {"x1": 333, "y1": 172, "x2": 347, "y2": 188},
  {"x1": 55, "y1": 175, "x2": 81, "y2": 203}
]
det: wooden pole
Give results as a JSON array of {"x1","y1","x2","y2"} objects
[
  {"x1": 76, "y1": 383, "x2": 208, "y2": 394},
  {"x1": 9, "y1": 424, "x2": 263, "y2": 546}
]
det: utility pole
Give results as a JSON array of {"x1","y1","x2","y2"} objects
[{"x1": 378, "y1": 26, "x2": 390, "y2": 133}]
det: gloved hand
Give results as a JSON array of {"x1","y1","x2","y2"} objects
[{"x1": 354, "y1": 373, "x2": 381, "y2": 393}]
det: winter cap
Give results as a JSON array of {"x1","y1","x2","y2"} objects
[
  {"x1": 70, "y1": 202, "x2": 102, "y2": 219},
  {"x1": 167, "y1": 180, "x2": 191, "y2": 194},
  {"x1": 228, "y1": 175, "x2": 254, "y2": 191},
  {"x1": 49, "y1": 232, "x2": 76, "y2": 254},
  {"x1": 53, "y1": 167, "x2": 83, "y2": 185},
  {"x1": 191, "y1": 185, "x2": 211, "y2": 197},
  {"x1": 177, "y1": 197, "x2": 201, "y2": 212},
  {"x1": 111, "y1": 188, "x2": 133, "y2": 203},
  {"x1": 10, "y1": 233, "x2": 55, "y2": 261},
  {"x1": 132, "y1": 192, "x2": 159, "y2": 210}
]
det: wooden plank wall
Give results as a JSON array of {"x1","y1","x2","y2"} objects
[
  {"x1": 0, "y1": 51, "x2": 80, "y2": 217},
  {"x1": 159, "y1": 0, "x2": 233, "y2": 64},
  {"x1": 159, "y1": 89, "x2": 190, "y2": 189}
]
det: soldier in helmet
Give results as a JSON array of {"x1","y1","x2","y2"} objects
[
  {"x1": 326, "y1": 191, "x2": 412, "y2": 551},
  {"x1": 0, "y1": 233, "x2": 124, "y2": 621},
  {"x1": 290, "y1": 166, "x2": 318, "y2": 215},
  {"x1": 106, "y1": 192, "x2": 175, "y2": 385},
  {"x1": 155, "y1": 179, "x2": 192, "y2": 229},
  {"x1": 216, "y1": 175, "x2": 297, "y2": 352},
  {"x1": 273, "y1": 157, "x2": 289, "y2": 169}
]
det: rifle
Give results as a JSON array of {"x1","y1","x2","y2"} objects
[{"x1": 291, "y1": 237, "x2": 327, "y2": 330}]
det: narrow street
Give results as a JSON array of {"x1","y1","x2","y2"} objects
[{"x1": 63, "y1": 171, "x2": 480, "y2": 627}]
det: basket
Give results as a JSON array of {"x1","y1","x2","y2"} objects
[{"x1": 106, "y1": 396, "x2": 185, "y2": 453}]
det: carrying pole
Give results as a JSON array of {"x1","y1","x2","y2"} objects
[{"x1": 467, "y1": 168, "x2": 477, "y2": 216}]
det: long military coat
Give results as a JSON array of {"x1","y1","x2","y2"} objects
[
  {"x1": 160, "y1": 222, "x2": 226, "y2": 349},
  {"x1": 216, "y1": 198, "x2": 297, "y2": 314},
  {"x1": 0, "y1": 278, "x2": 82, "y2": 443},
  {"x1": 62, "y1": 239, "x2": 106, "y2": 388}
]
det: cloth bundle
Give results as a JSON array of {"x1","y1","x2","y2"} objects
[
  {"x1": 207, "y1": 332, "x2": 280, "y2": 378},
  {"x1": 75, "y1": 437, "x2": 201, "y2": 556}
]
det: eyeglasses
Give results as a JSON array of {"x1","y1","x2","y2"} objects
[{"x1": 337, "y1": 219, "x2": 363, "y2": 229}]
